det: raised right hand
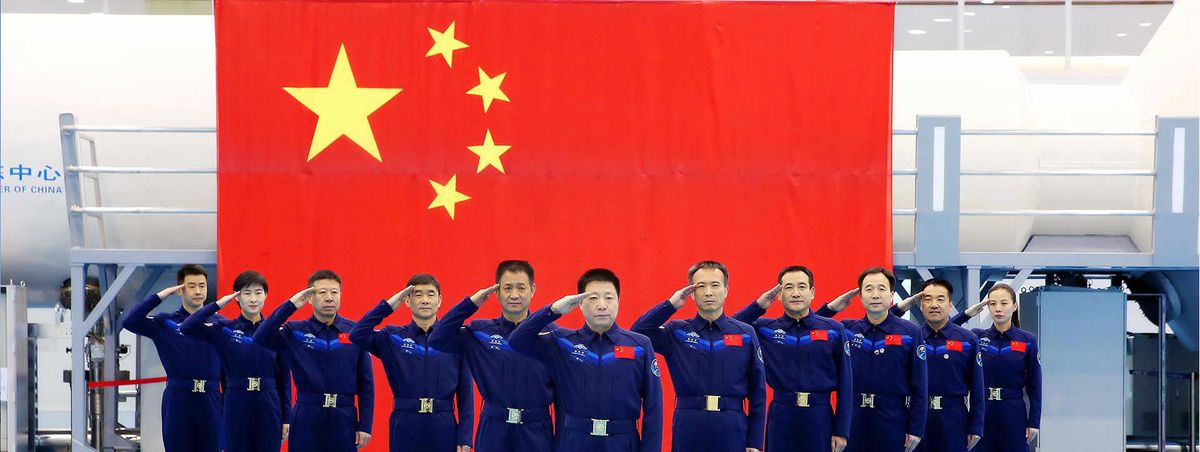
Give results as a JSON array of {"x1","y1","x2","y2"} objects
[
  {"x1": 289, "y1": 288, "x2": 314, "y2": 308},
  {"x1": 668, "y1": 285, "x2": 697, "y2": 308},
  {"x1": 469, "y1": 284, "x2": 500, "y2": 306}
]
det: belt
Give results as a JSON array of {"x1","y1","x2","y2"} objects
[
  {"x1": 296, "y1": 392, "x2": 356, "y2": 408},
  {"x1": 227, "y1": 377, "x2": 275, "y2": 392},
  {"x1": 855, "y1": 393, "x2": 910, "y2": 410},
  {"x1": 676, "y1": 395, "x2": 744, "y2": 412},
  {"x1": 480, "y1": 403, "x2": 551, "y2": 424},
  {"x1": 393, "y1": 397, "x2": 454, "y2": 414},
  {"x1": 562, "y1": 414, "x2": 638, "y2": 437},
  {"x1": 985, "y1": 387, "x2": 1025, "y2": 401},
  {"x1": 771, "y1": 391, "x2": 832, "y2": 408},
  {"x1": 166, "y1": 378, "x2": 219, "y2": 393},
  {"x1": 928, "y1": 395, "x2": 968, "y2": 410}
]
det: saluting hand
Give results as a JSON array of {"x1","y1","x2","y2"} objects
[
  {"x1": 469, "y1": 284, "x2": 500, "y2": 306},
  {"x1": 895, "y1": 291, "x2": 922, "y2": 313},
  {"x1": 755, "y1": 284, "x2": 782, "y2": 309},
  {"x1": 216, "y1": 292, "x2": 238, "y2": 308},
  {"x1": 831, "y1": 435, "x2": 847, "y2": 452},
  {"x1": 386, "y1": 285, "x2": 415, "y2": 309},
  {"x1": 355, "y1": 431, "x2": 371, "y2": 448},
  {"x1": 668, "y1": 284, "x2": 697, "y2": 309},
  {"x1": 289, "y1": 287, "x2": 314, "y2": 308},
  {"x1": 822, "y1": 288, "x2": 860, "y2": 313},
  {"x1": 964, "y1": 298, "x2": 989, "y2": 317},
  {"x1": 155, "y1": 284, "x2": 185, "y2": 300},
  {"x1": 904, "y1": 434, "x2": 921, "y2": 452},
  {"x1": 551, "y1": 293, "x2": 593, "y2": 315}
]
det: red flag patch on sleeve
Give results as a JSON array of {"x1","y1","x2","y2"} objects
[
  {"x1": 614, "y1": 346, "x2": 635, "y2": 360},
  {"x1": 946, "y1": 340, "x2": 963, "y2": 351},
  {"x1": 724, "y1": 334, "x2": 743, "y2": 347},
  {"x1": 1010, "y1": 341, "x2": 1027, "y2": 353},
  {"x1": 810, "y1": 330, "x2": 829, "y2": 341},
  {"x1": 885, "y1": 334, "x2": 903, "y2": 346}
]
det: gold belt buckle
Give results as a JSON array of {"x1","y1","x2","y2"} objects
[
  {"x1": 246, "y1": 377, "x2": 261, "y2": 392},
  {"x1": 506, "y1": 407, "x2": 523, "y2": 424},
  {"x1": 988, "y1": 387, "x2": 1002, "y2": 401},
  {"x1": 796, "y1": 392, "x2": 811, "y2": 408},
  {"x1": 860, "y1": 393, "x2": 875, "y2": 408},
  {"x1": 590, "y1": 419, "x2": 609, "y2": 436},
  {"x1": 704, "y1": 395, "x2": 720, "y2": 411},
  {"x1": 323, "y1": 393, "x2": 338, "y2": 408},
  {"x1": 419, "y1": 398, "x2": 435, "y2": 413},
  {"x1": 191, "y1": 379, "x2": 206, "y2": 393},
  {"x1": 930, "y1": 396, "x2": 943, "y2": 410}
]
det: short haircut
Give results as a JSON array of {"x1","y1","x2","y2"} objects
[
  {"x1": 233, "y1": 270, "x2": 268, "y2": 293},
  {"x1": 988, "y1": 283, "x2": 1017, "y2": 301},
  {"x1": 688, "y1": 260, "x2": 729, "y2": 284},
  {"x1": 407, "y1": 273, "x2": 441, "y2": 293},
  {"x1": 921, "y1": 278, "x2": 954, "y2": 297},
  {"x1": 177, "y1": 264, "x2": 208, "y2": 284},
  {"x1": 857, "y1": 266, "x2": 896, "y2": 291},
  {"x1": 577, "y1": 268, "x2": 621, "y2": 295},
  {"x1": 495, "y1": 260, "x2": 535, "y2": 284},
  {"x1": 777, "y1": 265, "x2": 814, "y2": 287},
  {"x1": 307, "y1": 269, "x2": 342, "y2": 287}
]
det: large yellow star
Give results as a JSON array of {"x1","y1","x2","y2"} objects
[
  {"x1": 283, "y1": 44, "x2": 402, "y2": 162},
  {"x1": 425, "y1": 22, "x2": 469, "y2": 68},
  {"x1": 467, "y1": 130, "x2": 512, "y2": 173},
  {"x1": 427, "y1": 175, "x2": 471, "y2": 219},
  {"x1": 466, "y1": 68, "x2": 509, "y2": 112}
]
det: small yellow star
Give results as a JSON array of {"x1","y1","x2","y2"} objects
[
  {"x1": 427, "y1": 174, "x2": 471, "y2": 219},
  {"x1": 425, "y1": 22, "x2": 469, "y2": 68},
  {"x1": 283, "y1": 44, "x2": 402, "y2": 162},
  {"x1": 467, "y1": 130, "x2": 512, "y2": 173},
  {"x1": 466, "y1": 68, "x2": 509, "y2": 112}
]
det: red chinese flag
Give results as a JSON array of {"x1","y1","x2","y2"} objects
[
  {"x1": 337, "y1": 332, "x2": 352, "y2": 344},
  {"x1": 946, "y1": 340, "x2": 963, "y2": 351},
  {"x1": 810, "y1": 330, "x2": 830, "y2": 341},
  {"x1": 1011, "y1": 341, "x2": 1027, "y2": 353},
  {"x1": 724, "y1": 334, "x2": 744, "y2": 347},
  {"x1": 216, "y1": 0, "x2": 892, "y2": 448},
  {"x1": 885, "y1": 334, "x2": 903, "y2": 346},
  {"x1": 613, "y1": 345, "x2": 635, "y2": 360}
]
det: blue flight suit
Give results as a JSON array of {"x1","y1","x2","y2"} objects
[
  {"x1": 427, "y1": 298, "x2": 557, "y2": 452},
  {"x1": 509, "y1": 306, "x2": 664, "y2": 452},
  {"x1": 348, "y1": 301, "x2": 475, "y2": 452},
  {"x1": 252, "y1": 303, "x2": 374, "y2": 452},
  {"x1": 121, "y1": 294, "x2": 225, "y2": 452},
  {"x1": 180, "y1": 303, "x2": 292, "y2": 452},
  {"x1": 817, "y1": 307, "x2": 928, "y2": 452},
  {"x1": 733, "y1": 303, "x2": 852, "y2": 452},
  {"x1": 951, "y1": 313, "x2": 1041, "y2": 452},
  {"x1": 631, "y1": 301, "x2": 767, "y2": 452},
  {"x1": 912, "y1": 322, "x2": 984, "y2": 452}
]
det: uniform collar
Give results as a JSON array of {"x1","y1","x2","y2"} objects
[
  {"x1": 989, "y1": 324, "x2": 1015, "y2": 339},
  {"x1": 691, "y1": 313, "x2": 730, "y2": 331},
  {"x1": 406, "y1": 320, "x2": 436, "y2": 335},
  {"x1": 779, "y1": 310, "x2": 816, "y2": 328},
  {"x1": 306, "y1": 315, "x2": 348, "y2": 332},
  {"x1": 576, "y1": 324, "x2": 622, "y2": 343},
  {"x1": 862, "y1": 312, "x2": 899, "y2": 331},
  {"x1": 923, "y1": 322, "x2": 951, "y2": 339}
]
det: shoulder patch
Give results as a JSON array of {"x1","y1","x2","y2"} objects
[
  {"x1": 916, "y1": 344, "x2": 927, "y2": 360},
  {"x1": 651, "y1": 357, "x2": 661, "y2": 377},
  {"x1": 844, "y1": 340, "x2": 851, "y2": 356},
  {"x1": 976, "y1": 351, "x2": 984, "y2": 367},
  {"x1": 756, "y1": 347, "x2": 764, "y2": 363}
]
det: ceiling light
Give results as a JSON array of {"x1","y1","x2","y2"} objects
[
  {"x1": 964, "y1": 29, "x2": 974, "y2": 33},
  {"x1": 1139, "y1": 22, "x2": 1152, "y2": 27},
  {"x1": 964, "y1": 12, "x2": 977, "y2": 16},
  {"x1": 68, "y1": 0, "x2": 85, "y2": 3},
  {"x1": 908, "y1": 29, "x2": 928, "y2": 35},
  {"x1": 1044, "y1": 50, "x2": 1055, "y2": 55},
  {"x1": 934, "y1": 18, "x2": 953, "y2": 23},
  {"x1": 981, "y1": 0, "x2": 995, "y2": 3},
  {"x1": 1001, "y1": 5, "x2": 1011, "y2": 8},
  {"x1": 1116, "y1": 32, "x2": 1128, "y2": 37}
]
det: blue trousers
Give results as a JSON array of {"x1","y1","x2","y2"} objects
[
  {"x1": 161, "y1": 387, "x2": 222, "y2": 452},
  {"x1": 288, "y1": 404, "x2": 358, "y2": 452},
  {"x1": 915, "y1": 406, "x2": 968, "y2": 452},
  {"x1": 474, "y1": 406, "x2": 553, "y2": 452},
  {"x1": 222, "y1": 389, "x2": 282, "y2": 452},
  {"x1": 670, "y1": 409, "x2": 748, "y2": 452},
  {"x1": 845, "y1": 406, "x2": 908, "y2": 452},
  {"x1": 976, "y1": 399, "x2": 1029, "y2": 452},
  {"x1": 390, "y1": 411, "x2": 458, "y2": 452},
  {"x1": 765, "y1": 401, "x2": 835, "y2": 452}
]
